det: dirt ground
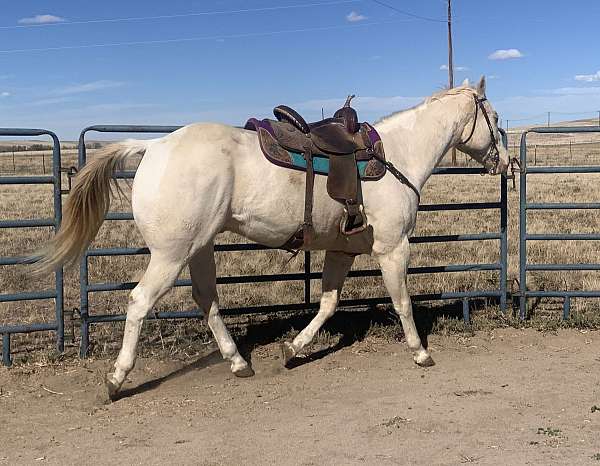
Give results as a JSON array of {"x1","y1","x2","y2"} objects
[{"x1": 1, "y1": 327, "x2": 600, "y2": 466}]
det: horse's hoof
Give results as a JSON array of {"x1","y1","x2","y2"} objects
[
  {"x1": 280, "y1": 341, "x2": 296, "y2": 366},
  {"x1": 233, "y1": 365, "x2": 255, "y2": 378},
  {"x1": 415, "y1": 353, "x2": 435, "y2": 367},
  {"x1": 104, "y1": 374, "x2": 120, "y2": 402}
]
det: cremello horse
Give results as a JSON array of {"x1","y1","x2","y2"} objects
[{"x1": 36, "y1": 76, "x2": 508, "y2": 399}]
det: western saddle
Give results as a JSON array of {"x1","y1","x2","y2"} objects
[{"x1": 244, "y1": 96, "x2": 386, "y2": 250}]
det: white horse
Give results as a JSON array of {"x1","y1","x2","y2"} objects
[{"x1": 36, "y1": 76, "x2": 508, "y2": 399}]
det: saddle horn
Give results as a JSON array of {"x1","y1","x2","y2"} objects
[
  {"x1": 343, "y1": 94, "x2": 356, "y2": 107},
  {"x1": 334, "y1": 94, "x2": 359, "y2": 133}
]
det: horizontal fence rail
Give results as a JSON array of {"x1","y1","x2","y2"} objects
[
  {"x1": 0, "y1": 128, "x2": 63, "y2": 366},
  {"x1": 519, "y1": 126, "x2": 600, "y2": 319}
]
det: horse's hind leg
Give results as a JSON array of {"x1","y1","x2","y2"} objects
[
  {"x1": 189, "y1": 245, "x2": 253, "y2": 377},
  {"x1": 281, "y1": 251, "x2": 355, "y2": 365},
  {"x1": 377, "y1": 237, "x2": 434, "y2": 367},
  {"x1": 105, "y1": 251, "x2": 185, "y2": 398}
]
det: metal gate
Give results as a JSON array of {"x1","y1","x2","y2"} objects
[
  {"x1": 518, "y1": 126, "x2": 600, "y2": 318},
  {"x1": 0, "y1": 128, "x2": 63, "y2": 366},
  {"x1": 1, "y1": 124, "x2": 509, "y2": 364}
]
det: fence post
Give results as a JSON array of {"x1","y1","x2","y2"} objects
[
  {"x1": 304, "y1": 251, "x2": 311, "y2": 306},
  {"x1": 570, "y1": 140, "x2": 573, "y2": 164},
  {"x1": 500, "y1": 174, "x2": 508, "y2": 312},
  {"x1": 2, "y1": 333, "x2": 11, "y2": 366},
  {"x1": 519, "y1": 132, "x2": 528, "y2": 319},
  {"x1": 78, "y1": 133, "x2": 90, "y2": 357},
  {"x1": 499, "y1": 130, "x2": 508, "y2": 313},
  {"x1": 50, "y1": 133, "x2": 64, "y2": 353}
]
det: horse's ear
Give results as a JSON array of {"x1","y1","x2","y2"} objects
[
  {"x1": 476, "y1": 75, "x2": 486, "y2": 96},
  {"x1": 461, "y1": 78, "x2": 470, "y2": 87}
]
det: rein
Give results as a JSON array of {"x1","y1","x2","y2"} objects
[{"x1": 371, "y1": 152, "x2": 421, "y2": 203}]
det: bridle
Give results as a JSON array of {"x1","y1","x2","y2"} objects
[
  {"x1": 364, "y1": 92, "x2": 502, "y2": 205},
  {"x1": 459, "y1": 94, "x2": 502, "y2": 174}
]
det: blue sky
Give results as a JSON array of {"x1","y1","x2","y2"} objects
[{"x1": 1, "y1": 0, "x2": 599, "y2": 138}]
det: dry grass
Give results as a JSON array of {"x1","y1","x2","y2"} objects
[{"x1": 1, "y1": 133, "x2": 599, "y2": 363}]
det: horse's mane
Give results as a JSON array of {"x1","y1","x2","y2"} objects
[
  {"x1": 425, "y1": 84, "x2": 476, "y2": 103},
  {"x1": 376, "y1": 84, "x2": 476, "y2": 124}
]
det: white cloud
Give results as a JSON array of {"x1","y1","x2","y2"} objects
[
  {"x1": 53, "y1": 80, "x2": 125, "y2": 95},
  {"x1": 25, "y1": 97, "x2": 74, "y2": 107},
  {"x1": 1, "y1": 91, "x2": 10, "y2": 97},
  {"x1": 346, "y1": 11, "x2": 367, "y2": 22},
  {"x1": 574, "y1": 71, "x2": 600, "y2": 82},
  {"x1": 85, "y1": 103, "x2": 160, "y2": 112},
  {"x1": 18, "y1": 14, "x2": 65, "y2": 25},
  {"x1": 488, "y1": 49, "x2": 524, "y2": 60},
  {"x1": 440, "y1": 64, "x2": 468, "y2": 71},
  {"x1": 545, "y1": 86, "x2": 600, "y2": 96}
]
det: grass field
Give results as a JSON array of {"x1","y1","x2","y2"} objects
[{"x1": 1, "y1": 124, "x2": 599, "y2": 362}]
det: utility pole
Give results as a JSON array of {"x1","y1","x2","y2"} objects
[
  {"x1": 597, "y1": 110, "x2": 600, "y2": 127},
  {"x1": 447, "y1": 0, "x2": 456, "y2": 165},
  {"x1": 547, "y1": 112, "x2": 551, "y2": 127}
]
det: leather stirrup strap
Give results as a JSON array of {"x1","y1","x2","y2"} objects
[{"x1": 302, "y1": 148, "x2": 315, "y2": 247}]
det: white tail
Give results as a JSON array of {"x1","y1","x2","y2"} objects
[{"x1": 32, "y1": 139, "x2": 151, "y2": 273}]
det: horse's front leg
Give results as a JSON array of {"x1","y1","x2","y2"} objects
[
  {"x1": 281, "y1": 250, "x2": 355, "y2": 365},
  {"x1": 377, "y1": 237, "x2": 434, "y2": 367}
]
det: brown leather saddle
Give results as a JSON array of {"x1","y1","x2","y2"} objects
[{"x1": 244, "y1": 96, "x2": 386, "y2": 250}]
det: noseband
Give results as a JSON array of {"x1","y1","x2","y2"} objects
[{"x1": 460, "y1": 94, "x2": 501, "y2": 174}]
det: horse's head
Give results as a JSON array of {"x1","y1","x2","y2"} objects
[{"x1": 456, "y1": 76, "x2": 509, "y2": 175}]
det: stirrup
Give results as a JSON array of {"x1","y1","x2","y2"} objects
[{"x1": 340, "y1": 204, "x2": 368, "y2": 236}]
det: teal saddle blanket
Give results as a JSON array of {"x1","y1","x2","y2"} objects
[{"x1": 287, "y1": 151, "x2": 371, "y2": 177}]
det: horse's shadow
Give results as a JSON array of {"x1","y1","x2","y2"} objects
[
  {"x1": 108, "y1": 349, "x2": 223, "y2": 402},
  {"x1": 246, "y1": 301, "x2": 473, "y2": 366},
  {"x1": 113, "y1": 300, "x2": 471, "y2": 401}
]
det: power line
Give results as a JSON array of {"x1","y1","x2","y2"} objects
[
  {"x1": 370, "y1": 0, "x2": 447, "y2": 23},
  {"x1": 0, "y1": 19, "x2": 414, "y2": 54},
  {"x1": 506, "y1": 111, "x2": 599, "y2": 122},
  {"x1": 0, "y1": 0, "x2": 361, "y2": 30},
  {"x1": 552, "y1": 110, "x2": 600, "y2": 115}
]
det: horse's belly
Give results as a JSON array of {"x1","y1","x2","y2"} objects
[{"x1": 227, "y1": 156, "x2": 354, "y2": 249}]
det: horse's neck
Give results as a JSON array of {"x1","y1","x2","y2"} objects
[{"x1": 375, "y1": 94, "x2": 471, "y2": 190}]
